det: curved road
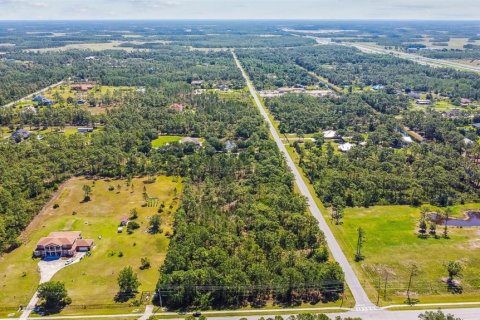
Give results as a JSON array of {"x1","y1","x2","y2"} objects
[{"x1": 232, "y1": 51, "x2": 375, "y2": 310}]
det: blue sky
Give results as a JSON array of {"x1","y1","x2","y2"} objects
[{"x1": 0, "y1": 0, "x2": 479, "y2": 20}]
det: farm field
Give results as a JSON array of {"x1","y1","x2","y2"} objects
[
  {"x1": 26, "y1": 41, "x2": 143, "y2": 52},
  {"x1": 0, "y1": 176, "x2": 181, "y2": 316},
  {"x1": 326, "y1": 204, "x2": 480, "y2": 305}
]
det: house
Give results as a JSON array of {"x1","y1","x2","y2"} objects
[
  {"x1": 461, "y1": 98, "x2": 473, "y2": 107},
  {"x1": 71, "y1": 83, "x2": 94, "y2": 92},
  {"x1": 444, "y1": 109, "x2": 465, "y2": 118},
  {"x1": 85, "y1": 56, "x2": 96, "y2": 61},
  {"x1": 120, "y1": 217, "x2": 129, "y2": 227},
  {"x1": 22, "y1": 106, "x2": 37, "y2": 114},
  {"x1": 225, "y1": 140, "x2": 237, "y2": 152},
  {"x1": 338, "y1": 143, "x2": 354, "y2": 152},
  {"x1": 416, "y1": 99, "x2": 431, "y2": 105},
  {"x1": 180, "y1": 137, "x2": 202, "y2": 146},
  {"x1": 407, "y1": 92, "x2": 421, "y2": 99},
  {"x1": 464, "y1": 137, "x2": 474, "y2": 146},
  {"x1": 11, "y1": 129, "x2": 30, "y2": 142},
  {"x1": 472, "y1": 123, "x2": 480, "y2": 129},
  {"x1": 34, "y1": 231, "x2": 94, "y2": 258},
  {"x1": 372, "y1": 85, "x2": 385, "y2": 91},
  {"x1": 217, "y1": 84, "x2": 229, "y2": 91},
  {"x1": 190, "y1": 80, "x2": 204, "y2": 86},
  {"x1": 78, "y1": 127, "x2": 94, "y2": 133},
  {"x1": 323, "y1": 130, "x2": 337, "y2": 139},
  {"x1": 32, "y1": 95, "x2": 53, "y2": 106},
  {"x1": 170, "y1": 103, "x2": 185, "y2": 111},
  {"x1": 136, "y1": 87, "x2": 146, "y2": 94}
]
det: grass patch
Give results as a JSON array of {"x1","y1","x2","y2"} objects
[
  {"x1": 151, "y1": 136, "x2": 183, "y2": 148},
  {"x1": 0, "y1": 176, "x2": 181, "y2": 313}
]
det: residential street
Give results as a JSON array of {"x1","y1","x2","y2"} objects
[{"x1": 232, "y1": 51, "x2": 376, "y2": 310}]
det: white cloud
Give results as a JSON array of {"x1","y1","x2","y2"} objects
[{"x1": 0, "y1": 0, "x2": 479, "y2": 20}]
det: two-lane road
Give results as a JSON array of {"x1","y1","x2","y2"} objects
[{"x1": 232, "y1": 51, "x2": 375, "y2": 310}]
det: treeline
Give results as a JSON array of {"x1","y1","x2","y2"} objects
[
  {"x1": 236, "y1": 49, "x2": 318, "y2": 90},
  {"x1": 0, "y1": 48, "x2": 244, "y2": 106},
  {"x1": 292, "y1": 45, "x2": 480, "y2": 100}
]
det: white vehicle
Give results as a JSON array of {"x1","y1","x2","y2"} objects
[{"x1": 65, "y1": 258, "x2": 74, "y2": 265}]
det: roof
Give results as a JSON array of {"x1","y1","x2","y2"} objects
[
  {"x1": 338, "y1": 143, "x2": 354, "y2": 152},
  {"x1": 180, "y1": 137, "x2": 202, "y2": 145},
  {"x1": 472, "y1": 123, "x2": 480, "y2": 129},
  {"x1": 76, "y1": 239, "x2": 93, "y2": 247},
  {"x1": 170, "y1": 103, "x2": 185, "y2": 111},
  {"x1": 323, "y1": 130, "x2": 337, "y2": 139}
]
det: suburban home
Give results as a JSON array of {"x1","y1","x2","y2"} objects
[
  {"x1": 78, "y1": 127, "x2": 94, "y2": 133},
  {"x1": 190, "y1": 80, "x2": 204, "y2": 85},
  {"x1": 461, "y1": 98, "x2": 473, "y2": 106},
  {"x1": 416, "y1": 99, "x2": 431, "y2": 105},
  {"x1": 170, "y1": 103, "x2": 185, "y2": 111},
  {"x1": 338, "y1": 143, "x2": 354, "y2": 152},
  {"x1": 323, "y1": 130, "x2": 337, "y2": 139},
  {"x1": 34, "y1": 231, "x2": 94, "y2": 258},
  {"x1": 11, "y1": 129, "x2": 30, "y2": 142},
  {"x1": 32, "y1": 95, "x2": 54, "y2": 106},
  {"x1": 180, "y1": 137, "x2": 203, "y2": 146},
  {"x1": 71, "y1": 83, "x2": 94, "y2": 92}
]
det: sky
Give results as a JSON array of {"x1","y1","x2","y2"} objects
[{"x1": 0, "y1": 0, "x2": 479, "y2": 20}]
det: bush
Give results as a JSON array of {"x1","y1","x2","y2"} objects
[
  {"x1": 127, "y1": 221, "x2": 140, "y2": 234},
  {"x1": 140, "y1": 257, "x2": 151, "y2": 270},
  {"x1": 53, "y1": 203, "x2": 59, "y2": 209}
]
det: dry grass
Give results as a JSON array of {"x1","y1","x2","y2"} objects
[{"x1": 0, "y1": 176, "x2": 181, "y2": 315}]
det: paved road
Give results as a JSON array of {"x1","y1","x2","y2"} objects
[
  {"x1": 19, "y1": 253, "x2": 85, "y2": 319},
  {"x1": 349, "y1": 43, "x2": 480, "y2": 73},
  {"x1": 232, "y1": 51, "x2": 375, "y2": 310}
]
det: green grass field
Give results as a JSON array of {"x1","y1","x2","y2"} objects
[
  {"x1": 0, "y1": 176, "x2": 181, "y2": 316},
  {"x1": 327, "y1": 205, "x2": 480, "y2": 305},
  {"x1": 151, "y1": 136, "x2": 184, "y2": 148}
]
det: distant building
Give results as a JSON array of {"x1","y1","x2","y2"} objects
[
  {"x1": 225, "y1": 140, "x2": 237, "y2": 152},
  {"x1": 464, "y1": 137, "x2": 474, "y2": 146},
  {"x1": 136, "y1": 87, "x2": 146, "y2": 94},
  {"x1": 32, "y1": 95, "x2": 53, "y2": 106},
  {"x1": 22, "y1": 105, "x2": 37, "y2": 114},
  {"x1": 407, "y1": 92, "x2": 421, "y2": 99},
  {"x1": 190, "y1": 80, "x2": 204, "y2": 85},
  {"x1": 170, "y1": 103, "x2": 185, "y2": 111},
  {"x1": 444, "y1": 109, "x2": 465, "y2": 118},
  {"x1": 217, "y1": 84, "x2": 229, "y2": 91},
  {"x1": 461, "y1": 98, "x2": 473, "y2": 107},
  {"x1": 78, "y1": 127, "x2": 94, "y2": 133},
  {"x1": 71, "y1": 83, "x2": 94, "y2": 92},
  {"x1": 11, "y1": 129, "x2": 30, "y2": 142},
  {"x1": 416, "y1": 99, "x2": 431, "y2": 105},
  {"x1": 180, "y1": 137, "x2": 202, "y2": 146},
  {"x1": 472, "y1": 123, "x2": 480, "y2": 129},
  {"x1": 323, "y1": 130, "x2": 337, "y2": 139},
  {"x1": 371, "y1": 85, "x2": 385, "y2": 91},
  {"x1": 34, "y1": 231, "x2": 94, "y2": 258},
  {"x1": 338, "y1": 143, "x2": 354, "y2": 152}
]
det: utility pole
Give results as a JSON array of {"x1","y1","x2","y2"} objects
[
  {"x1": 406, "y1": 264, "x2": 418, "y2": 305},
  {"x1": 355, "y1": 227, "x2": 365, "y2": 262}
]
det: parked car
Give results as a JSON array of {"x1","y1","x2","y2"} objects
[
  {"x1": 65, "y1": 258, "x2": 74, "y2": 265},
  {"x1": 193, "y1": 311, "x2": 202, "y2": 317}
]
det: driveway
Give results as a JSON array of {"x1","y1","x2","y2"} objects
[{"x1": 20, "y1": 253, "x2": 85, "y2": 319}]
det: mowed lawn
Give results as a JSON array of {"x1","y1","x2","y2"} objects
[
  {"x1": 151, "y1": 135, "x2": 183, "y2": 148},
  {"x1": 0, "y1": 176, "x2": 181, "y2": 316},
  {"x1": 330, "y1": 205, "x2": 480, "y2": 304}
]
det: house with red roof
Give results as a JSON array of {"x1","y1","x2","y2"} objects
[{"x1": 34, "y1": 231, "x2": 94, "y2": 258}]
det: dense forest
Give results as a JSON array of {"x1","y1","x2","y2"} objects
[
  {"x1": 264, "y1": 93, "x2": 480, "y2": 208},
  {"x1": 237, "y1": 45, "x2": 480, "y2": 99}
]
